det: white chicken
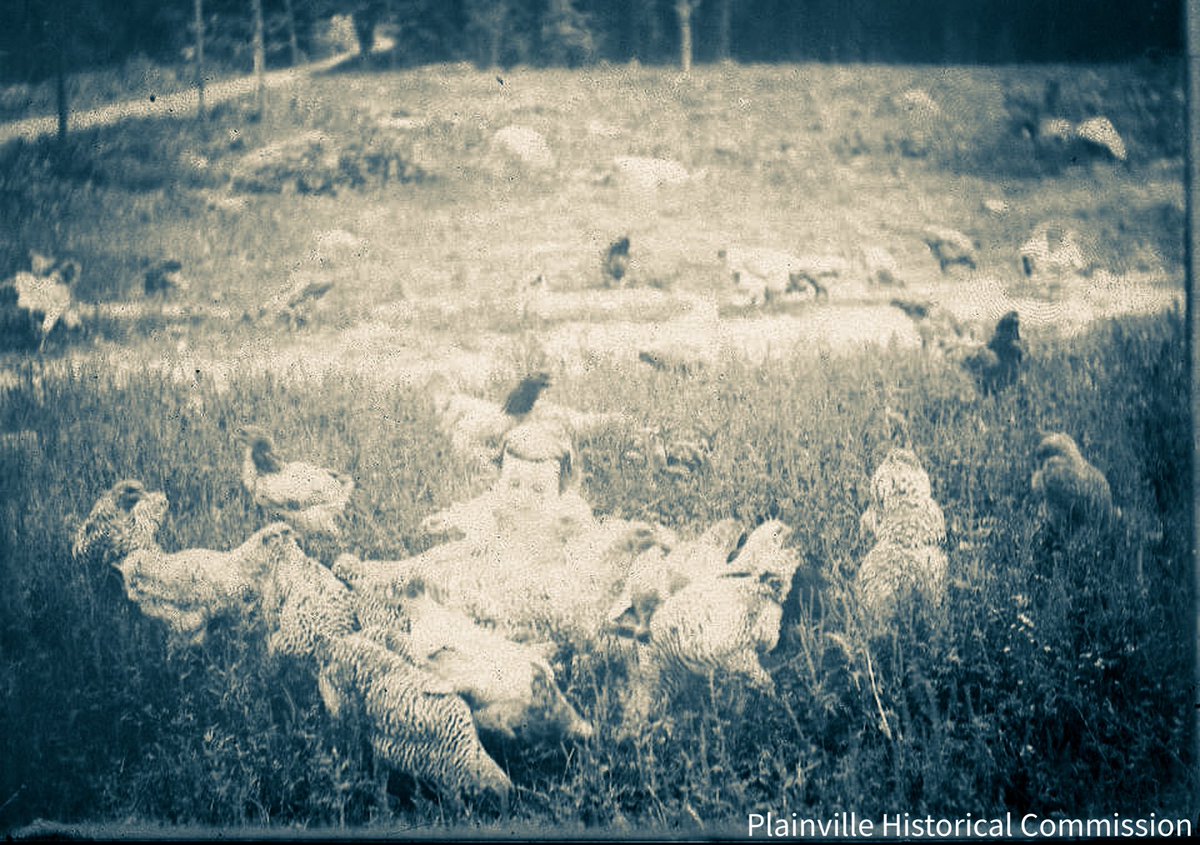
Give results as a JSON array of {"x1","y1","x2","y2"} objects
[
  {"x1": 4, "y1": 252, "x2": 83, "y2": 351},
  {"x1": 718, "y1": 246, "x2": 840, "y2": 303},
  {"x1": 235, "y1": 425, "x2": 355, "y2": 537},
  {"x1": 115, "y1": 522, "x2": 303, "y2": 648}
]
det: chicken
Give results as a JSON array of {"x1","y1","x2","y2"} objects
[
  {"x1": 719, "y1": 246, "x2": 837, "y2": 304},
  {"x1": 384, "y1": 591, "x2": 593, "y2": 742},
  {"x1": 959, "y1": 311, "x2": 1023, "y2": 395},
  {"x1": 922, "y1": 226, "x2": 978, "y2": 273},
  {"x1": 260, "y1": 543, "x2": 592, "y2": 746},
  {"x1": 258, "y1": 544, "x2": 360, "y2": 662},
  {"x1": 636, "y1": 349, "x2": 702, "y2": 377},
  {"x1": 115, "y1": 522, "x2": 302, "y2": 648},
  {"x1": 337, "y1": 516, "x2": 670, "y2": 654},
  {"x1": 615, "y1": 520, "x2": 800, "y2": 729},
  {"x1": 1031, "y1": 432, "x2": 1116, "y2": 537},
  {"x1": 235, "y1": 425, "x2": 355, "y2": 537},
  {"x1": 502, "y1": 371, "x2": 552, "y2": 418},
  {"x1": 608, "y1": 518, "x2": 745, "y2": 642},
  {"x1": 858, "y1": 448, "x2": 941, "y2": 542},
  {"x1": 602, "y1": 236, "x2": 631, "y2": 287},
  {"x1": 1019, "y1": 223, "x2": 1088, "y2": 278},
  {"x1": 854, "y1": 449, "x2": 949, "y2": 625},
  {"x1": 254, "y1": 277, "x2": 335, "y2": 329},
  {"x1": 317, "y1": 633, "x2": 512, "y2": 806},
  {"x1": 888, "y1": 297, "x2": 971, "y2": 351},
  {"x1": 72, "y1": 479, "x2": 168, "y2": 572},
  {"x1": 4, "y1": 253, "x2": 83, "y2": 351}
]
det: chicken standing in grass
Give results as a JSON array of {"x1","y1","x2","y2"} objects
[
  {"x1": 117, "y1": 520, "x2": 303, "y2": 648},
  {"x1": 253, "y1": 277, "x2": 336, "y2": 329},
  {"x1": 259, "y1": 540, "x2": 361, "y2": 662},
  {"x1": 1031, "y1": 432, "x2": 1116, "y2": 538},
  {"x1": 608, "y1": 518, "x2": 745, "y2": 643},
  {"x1": 235, "y1": 425, "x2": 355, "y2": 537},
  {"x1": 3, "y1": 253, "x2": 83, "y2": 352},
  {"x1": 719, "y1": 246, "x2": 834, "y2": 303},
  {"x1": 855, "y1": 449, "x2": 949, "y2": 625},
  {"x1": 603, "y1": 236, "x2": 631, "y2": 287},
  {"x1": 922, "y1": 226, "x2": 978, "y2": 273},
  {"x1": 72, "y1": 479, "x2": 168, "y2": 574},
  {"x1": 889, "y1": 297, "x2": 971, "y2": 351},
  {"x1": 613, "y1": 520, "x2": 800, "y2": 732},
  {"x1": 375, "y1": 590, "x2": 594, "y2": 742},
  {"x1": 960, "y1": 311, "x2": 1024, "y2": 395},
  {"x1": 317, "y1": 632, "x2": 514, "y2": 807},
  {"x1": 502, "y1": 371, "x2": 552, "y2": 419},
  {"x1": 1019, "y1": 224, "x2": 1088, "y2": 278}
]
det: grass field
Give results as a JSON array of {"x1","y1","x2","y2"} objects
[{"x1": 0, "y1": 56, "x2": 1192, "y2": 834}]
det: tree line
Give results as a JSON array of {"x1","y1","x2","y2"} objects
[{"x1": 1, "y1": 0, "x2": 1184, "y2": 86}]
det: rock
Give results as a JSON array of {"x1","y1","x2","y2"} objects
[
  {"x1": 612, "y1": 156, "x2": 690, "y2": 190},
  {"x1": 493, "y1": 126, "x2": 555, "y2": 169},
  {"x1": 1032, "y1": 115, "x2": 1127, "y2": 164},
  {"x1": 1019, "y1": 222, "x2": 1087, "y2": 278},
  {"x1": 863, "y1": 246, "x2": 902, "y2": 287},
  {"x1": 898, "y1": 88, "x2": 941, "y2": 117},
  {"x1": 1036, "y1": 117, "x2": 1075, "y2": 145},
  {"x1": 1075, "y1": 116, "x2": 1127, "y2": 161},
  {"x1": 310, "y1": 229, "x2": 369, "y2": 266}
]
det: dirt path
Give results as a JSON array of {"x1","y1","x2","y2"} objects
[
  {"x1": 13, "y1": 269, "x2": 1174, "y2": 402},
  {"x1": 0, "y1": 51, "x2": 354, "y2": 146}
]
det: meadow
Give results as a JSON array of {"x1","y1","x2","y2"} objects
[{"x1": 0, "y1": 55, "x2": 1192, "y2": 834}]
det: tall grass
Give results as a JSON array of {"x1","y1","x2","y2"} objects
[
  {"x1": 0, "y1": 53, "x2": 1188, "y2": 833},
  {"x1": 0, "y1": 308, "x2": 1191, "y2": 831}
]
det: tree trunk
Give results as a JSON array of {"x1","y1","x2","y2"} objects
[
  {"x1": 632, "y1": 0, "x2": 664, "y2": 63},
  {"x1": 55, "y1": 46, "x2": 68, "y2": 143},
  {"x1": 353, "y1": 5, "x2": 377, "y2": 55},
  {"x1": 488, "y1": 3, "x2": 504, "y2": 69},
  {"x1": 283, "y1": 0, "x2": 300, "y2": 66},
  {"x1": 716, "y1": 0, "x2": 732, "y2": 60},
  {"x1": 676, "y1": 0, "x2": 697, "y2": 72},
  {"x1": 467, "y1": 0, "x2": 507, "y2": 69},
  {"x1": 251, "y1": 0, "x2": 266, "y2": 116},
  {"x1": 194, "y1": 0, "x2": 206, "y2": 120},
  {"x1": 54, "y1": 1, "x2": 68, "y2": 142}
]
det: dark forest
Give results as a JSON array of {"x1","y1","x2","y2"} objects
[{"x1": 1, "y1": 0, "x2": 1185, "y2": 84}]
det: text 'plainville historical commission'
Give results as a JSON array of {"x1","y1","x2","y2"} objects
[{"x1": 747, "y1": 811, "x2": 1193, "y2": 838}]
